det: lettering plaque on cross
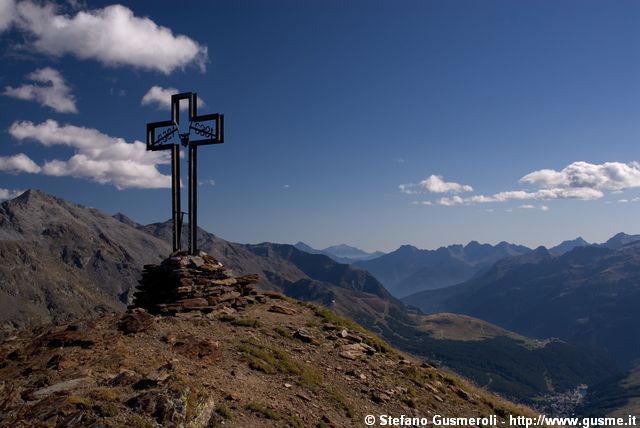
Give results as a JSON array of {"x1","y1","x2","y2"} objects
[{"x1": 146, "y1": 92, "x2": 224, "y2": 255}]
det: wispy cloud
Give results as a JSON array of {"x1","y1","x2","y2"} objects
[
  {"x1": 4, "y1": 67, "x2": 77, "y2": 113},
  {"x1": 0, "y1": 188, "x2": 25, "y2": 201},
  {"x1": 0, "y1": 0, "x2": 16, "y2": 32},
  {"x1": 3, "y1": 2, "x2": 207, "y2": 74},
  {"x1": 141, "y1": 86, "x2": 206, "y2": 111},
  {"x1": 400, "y1": 175, "x2": 473, "y2": 195},
  {"x1": 398, "y1": 183, "x2": 419, "y2": 195},
  {"x1": 434, "y1": 187, "x2": 602, "y2": 206},
  {"x1": 408, "y1": 161, "x2": 640, "y2": 207},
  {"x1": 518, "y1": 204, "x2": 549, "y2": 211},
  {"x1": 4, "y1": 119, "x2": 170, "y2": 189}
]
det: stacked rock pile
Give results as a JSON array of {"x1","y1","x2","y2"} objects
[{"x1": 131, "y1": 252, "x2": 260, "y2": 315}]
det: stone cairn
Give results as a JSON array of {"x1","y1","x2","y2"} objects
[{"x1": 131, "y1": 251, "x2": 261, "y2": 315}]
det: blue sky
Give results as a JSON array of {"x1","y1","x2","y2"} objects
[{"x1": 1, "y1": 0, "x2": 640, "y2": 252}]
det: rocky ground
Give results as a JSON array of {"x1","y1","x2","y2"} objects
[{"x1": 0, "y1": 290, "x2": 536, "y2": 427}]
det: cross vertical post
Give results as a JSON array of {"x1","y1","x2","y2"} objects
[
  {"x1": 171, "y1": 145, "x2": 181, "y2": 251},
  {"x1": 188, "y1": 145, "x2": 198, "y2": 255}
]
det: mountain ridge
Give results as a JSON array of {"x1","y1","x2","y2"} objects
[
  {"x1": 293, "y1": 241, "x2": 384, "y2": 264},
  {"x1": 549, "y1": 237, "x2": 589, "y2": 255},
  {"x1": 0, "y1": 189, "x2": 170, "y2": 332},
  {"x1": 405, "y1": 241, "x2": 640, "y2": 367},
  {"x1": 0, "y1": 189, "x2": 622, "y2": 406},
  {"x1": 355, "y1": 240, "x2": 531, "y2": 298}
]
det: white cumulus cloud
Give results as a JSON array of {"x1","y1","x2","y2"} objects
[
  {"x1": 7, "y1": 2, "x2": 207, "y2": 74},
  {"x1": 421, "y1": 175, "x2": 473, "y2": 193},
  {"x1": 142, "y1": 86, "x2": 179, "y2": 110},
  {"x1": 520, "y1": 161, "x2": 640, "y2": 192},
  {"x1": 4, "y1": 67, "x2": 77, "y2": 113},
  {"x1": 141, "y1": 86, "x2": 206, "y2": 111},
  {"x1": 7, "y1": 119, "x2": 170, "y2": 189},
  {"x1": 0, "y1": 153, "x2": 41, "y2": 173},
  {"x1": 412, "y1": 161, "x2": 640, "y2": 207},
  {"x1": 400, "y1": 175, "x2": 473, "y2": 195}
]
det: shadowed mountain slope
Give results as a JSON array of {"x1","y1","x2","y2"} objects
[
  {"x1": 406, "y1": 243, "x2": 640, "y2": 367},
  {"x1": 0, "y1": 190, "x2": 170, "y2": 333},
  {"x1": 580, "y1": 362, "x2": 640, "y2": 418}
]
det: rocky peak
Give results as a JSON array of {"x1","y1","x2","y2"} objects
[
  {"x1": 111, "y1": 212, "x2": 139, "y2": 228},
  {"x1": 9, "y1": 188, "x2": 44, "y2": 202},
  {"x1": 603, "y1": 232, "x2": 640, "y2": 249}
]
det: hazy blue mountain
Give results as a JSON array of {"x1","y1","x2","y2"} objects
[
  {"x1": 294, "y1": 241, "x2": 384, "y2": 264},
  {"x1": 405, "y1": 241, "x2": 640, "y2": 367},
  {"x1": 355, "y1": 241, "x2": 531, "y2": 298},
  {"x1": 549, "y1": 237, "x2": 589, "y2": 255},
  {"x1": 601, "y1": 232, "x2": 640, "y2": 249},
  {"x1": 293, "y1": 241, "x2": 323, "y2": 255},
  {"x1": 322, "y1": 243, "x2": 384, "y2": 261}
]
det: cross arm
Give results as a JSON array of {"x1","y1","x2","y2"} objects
[
  {"x1": 147, "y1": 120, "x2": 178, "y2": 151},
  {"x1": 189, "y1": 113, "x2": 224, "y2": 146}
]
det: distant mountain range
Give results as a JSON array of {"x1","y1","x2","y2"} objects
[
  {"x1": 293, "y1": 241, "x2": 384, "y2": 264},
  {"x1": 338, "y1": 236, "x2": 603, "y2": 298},
  {"x1": 0, "y1": 189, "x2": 618, "y2": 406},
  {"x1": 406, "y1": 236, "x2": 640, "y2": 367},
  {"x1": 292, "y1": 234, "x2": 600, "y2": 302},
  {"x1": 355, "y1": 241, "x2": 531, "y2": 297}
]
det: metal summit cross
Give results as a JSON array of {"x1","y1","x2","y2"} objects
[{"x1": 146, "y1": 92, "x2": 224, "y2": 255}]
